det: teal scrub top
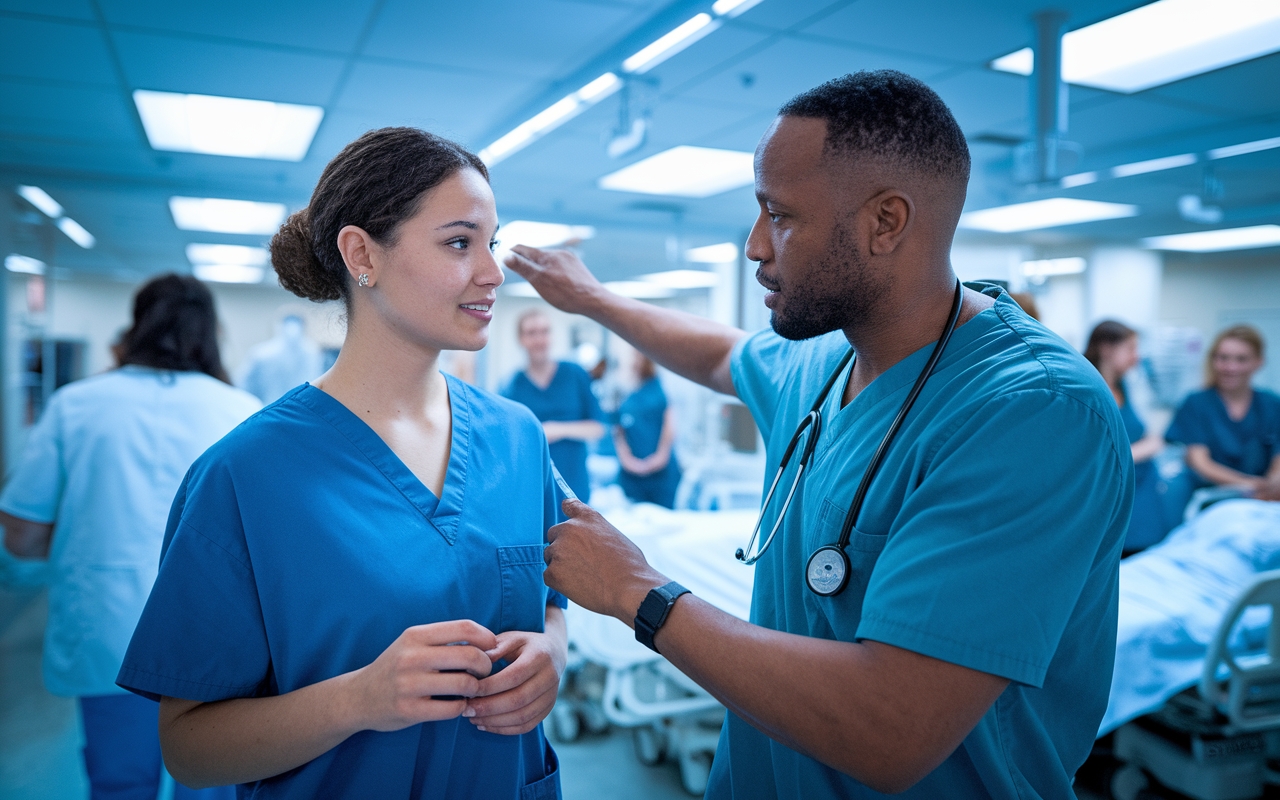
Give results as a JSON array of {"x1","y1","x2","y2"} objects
[
  {"x1": 118, "y1": 379, "x2": 567, "y2": 799},
  {"x1": 713, "y1": 287, "x2": 1132, "y2": 799},
  {"x1": 1166, "y1": 388, "x2": 1280, "y2": 483},
  {"x1": 502, "y1": 362, "x2": 603, "y2": 501}
]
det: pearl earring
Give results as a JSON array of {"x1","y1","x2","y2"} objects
[{"x1": 358, "y1": 274, "x2": 370, "y2": 287}]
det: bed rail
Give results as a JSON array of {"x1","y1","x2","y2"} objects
[{"x1": 1199, "y1": 568, "x2": 1280, "y2": 731}]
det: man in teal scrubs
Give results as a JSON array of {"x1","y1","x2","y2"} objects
[{"x1": 510, "y1": 70, "x2": 1131, "y2": 798}]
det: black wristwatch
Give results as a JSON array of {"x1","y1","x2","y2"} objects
[{"x1": 634, "y1": 581, "x2": 690, "y2": 653}]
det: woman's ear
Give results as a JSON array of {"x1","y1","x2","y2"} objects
[
  {"x1": 864, "y1": 189, "x2": 914, "y2": 256},
  {"x1": 336, "y1": 225, "x2": 377, "y2": 288}
]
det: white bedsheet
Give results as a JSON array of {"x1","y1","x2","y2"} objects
[{"x1": 1100, "y1": 500, "x2": 1280, "y2": 735}]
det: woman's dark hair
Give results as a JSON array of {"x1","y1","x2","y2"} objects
[
  {"x1": 117, "y1": 273, "x2": 229, "y2": 382},
  {"x1": 270, "y1": 127, "x2": 488, "y2": 308},
  {"x1": 1083, "y1": 319, "x2": 1136, "y2": 371}
]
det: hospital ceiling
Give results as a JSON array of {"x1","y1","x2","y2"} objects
[{"x1": 1, "y1": 0, "x2": 1279, "y2": 284}]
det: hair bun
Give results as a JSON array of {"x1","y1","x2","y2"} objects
[{"x1": 271, "y1": 209, "x2": 342, "y2": 302}]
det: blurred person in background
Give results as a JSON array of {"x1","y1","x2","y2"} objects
[
  {"x1": 614, "y1": 352, "x2": 681, "y2": 508},
  {"x1": 235, "y1": 311, "x2": 325, "y2": 405},
  {"x1": 1084, "y1": 320, "x2": 1167, "y2": 553},
  {"x1": 503, "y1": 309, "x2": 604, "y2": 500},
  {"x1": 0, "y1": 273, "x2": 260, "y2": 800},
  {"x1": 1166, "y1": 325, "x2": 1280, "y2": 501}
]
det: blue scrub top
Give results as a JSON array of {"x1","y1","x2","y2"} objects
[
  {"x1": 118, "y1": 379, "x2": 567, "y2": 800},
  {"x1": 1119, "y1": 401, "x2": 1165, "y2": 552},
  {"x1": 1166, "y1": 388, "x2": 1280, "y2": 482},
  {"x1": 502, "y1": 362, "x2": 603, "y2": 501},
  {"x1": 717, "y1": 286, "x2": 1132, "y2": 800},
  {"x1": 616, "y1": 378, "x2": 681, "y2": 506}
]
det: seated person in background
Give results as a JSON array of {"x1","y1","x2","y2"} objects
[
  {"x1": 1167, "y1": 324, "x2": 1280, "y2": 502},
  {"x1": 614, "y1": 352, "x2": 681, "y2": 508},
  {"x1": 1085, "y1": 320, "x2": 1168, "y2": 553},
  {"x1": 502, "y1": 309, "x2": 605, "y2": 500}
]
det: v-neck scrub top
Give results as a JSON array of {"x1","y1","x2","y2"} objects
[
  {"x1": 712, "y1": 287, "x2": 1133, "y2": 799},
  {"x1": 1166, "y1": 388, "x2": 1280, "y2": 483},
  {"x1": 118, "y1": 378, "x2": 567, "y2": 799}
]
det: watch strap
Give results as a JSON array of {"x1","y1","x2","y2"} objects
[{"x1": 634, "y1": 581, "x2": 690, "y2": 653}]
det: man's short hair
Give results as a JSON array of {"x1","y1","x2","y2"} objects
[{"x1": 779, "y1": 70, "x2": 970, "y2": 184}]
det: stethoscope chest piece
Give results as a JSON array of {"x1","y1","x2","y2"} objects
[{"x1": 806, "y1": 545, "x2": 851, "y2": 596}]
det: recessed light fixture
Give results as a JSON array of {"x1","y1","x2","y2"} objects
[
  {"x1": 1059, "y1": 172, "x2": 1099, "y2": 188},
  {"x1": 495, "y1": 220, "x2": 595, "y2": 263},
  {"x1": 641, "y1": 269, "x2": 720, "y2": 289},
  {"x1": 990, "y1": 0, "x2": 1280, "y2": 93},
  {"x1": 712, "y1": 0, "x2": 766, "y2": 17},
  {"x1": 479, "y1": 73, "x2": 622, "y2": 166},
  {"x1": 685, "y1": 242, "x2": 739, "y2": 263},
  {"x1": 1142, "y1": 224, "x2": 1280, "y2": 252},
  {"x1": 170, "y1": 197, "x2": 288, "y2": 235},
  {"x1": 134, "y1": 90, "x2": 324, "y2": 161},
  {"x1": 17, "y1": 185, "x2": 63, "y2": 218},
  {"x1": 501, "y1": 282, "x2": 542, "y2": 297},
  {"x1": 56, "y1": 217, "x2": 96, "y2": 249},
  {"x1": 192, "y1": 263, "x2": 266, "y2": 284},
  {"x1": 186, "y1": 243, "x2": 270, "y2": 266},
  {"x1": 602, "y1": 280, "x2": 677, "y2": 299},
  {"x1": 1021, "y1": 257, "x2": 1086, "y2": 282},
  {"x1": 1111, "y1": 153, "x2": 1197, "y2": 178},
  {"x1": 599, "y1": 146, "x2": 754, "y2": 198},
  {"x1": 960, "y1": 198, "x2": 1139, "y2": 232},
  {"x1": 1208, "y1": 135, "x2": 1280, "y2": 160},
  {"x1": 622, "y1": 13, "x2": 720, "y2": 74},
  {"x1": 5, "y1": 254, "x2": 46, "y2": 275}
]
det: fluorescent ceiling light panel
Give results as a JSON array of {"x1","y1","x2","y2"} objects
[
  {"x1": 17, "y1": 185, "x2": 63, "y2": 218},
  {"x1": 1209, "y1": 136, "x2": 1280, "y2": 160},
  {"x1": 480, "y1": 73, "x2": 621, "y2": 166},
  {"x1": 501, "y1": 282, "x2": 542, "y2": 297},
  {"x1": 134, "y1": 90, "x2": 323, "y2": 161},
  {"x1": 1022, "y1": 257, "x2": 1086, "y2": 277},
  {"x1": 685, "y1": 242, "x2": 739, "y2": 263},
  {"x1": 187, "y1": 244, "x2": 270, "y2": 266},
  {"x1": 192, "y1": 263, "x2": 266, "y2": 284},
  {"x1": 623, "y1": 13, "x2": 719, "y2": 74},
  {"x1": 1142, "y1": 224, "x2": 1280, "y2": 251},
  {"x1": 1060, "y1": 172, "x2": 1099, "y2": 188},
  {"x1": 960, "y1": 198, "x2": 1139, "y2": 232},
  {"x1": 599, "y1": 146, "x2": 754, "y2": 198},
  {"x1": 499, "y1": 221, "x2": 595, "y2": 249},
  {"x1": 56, "y1": 217, "x2": 95, "y2": 248},
  {"x1": 990, "y1": 0, "x2": 1280, "y2": 93},
  {"x1": 641, "y1": 269, "x2": 720, "y2": 289},
  {"x1": 5, "y1": 254, "x2": 46, "y2": 275},
  {"x1": 170, "y1": 197, "x2": 287, "y2": 235},
  {"x1": 603, "y1": 280, "x2": 676, "y2": 299},
  {"x1": 1111, "y1": 153, "x2": 1197, "y2": 177},
  {"x1": 712, "y1": 0, "x2": 766, "y2": 17}
]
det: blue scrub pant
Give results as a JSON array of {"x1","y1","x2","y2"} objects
[{"x1": 79, "y1": 694, "x2": 235, "y2": 800}]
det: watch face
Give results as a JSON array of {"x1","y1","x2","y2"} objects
[{"x1": 806, "y1": 546, "x2": 849, "y2": 596}]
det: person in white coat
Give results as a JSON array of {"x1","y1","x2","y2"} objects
[{"x1": 0, "y1": 273, "x2": 261, "y2": 800}]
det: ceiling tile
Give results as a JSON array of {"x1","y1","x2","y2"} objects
[
  {"x1": 0, "y1": 16, "x2": 116, "y2": 86},
  {"x1": 0, "y1": 80, "x2": 136, "y2": 144},
  {"x1": 97, "y1": 0, "x2": 369, "y2": 53},
  {"x1": 0, "y1": 1, "x2": 95, "y2": 20}
]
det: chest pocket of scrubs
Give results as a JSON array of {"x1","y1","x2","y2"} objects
[
  {"x1": 810, "y1": 499, "x2": 889, "y2": 632},
  {"x1": 498, "y1": 545, "x2": 549, "y2": 634}
]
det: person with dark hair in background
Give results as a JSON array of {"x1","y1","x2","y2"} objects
[
  {"x1": 0, "y1": 273, "x2": 260, "y2": 800},
  {"x1": 1085, "y1": 320, "x2": 1168, "y2": 553},
  {"x1": 508, "y1": 70, "x2": 1132, "y2": 798},
  {"x1": 1167, "y1": 324, "x2": 1280, "y2": 502},
  {"x1": 614, "y1": 352, "x2": 681, "y2": 508},
  {"x1": 503, "y1": 309, "x2": 604, "y2": 502},
  {"x1": 116, "y1": 128, "x2": 569, "y2": 798}
]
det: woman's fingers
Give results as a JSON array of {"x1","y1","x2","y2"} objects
[{"x1": 406, "y1": 619, "x2": 498, "y2": 651}]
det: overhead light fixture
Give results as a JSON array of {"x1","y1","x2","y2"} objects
[
  {"x1": 170, "y1": 197, "x2": 288, "y2": 235},
  {"x1": 5, "y1": 254, "x2": 46, "y2": 275},
  {"x1": 1111, "y1": 153, "x2": 1197, "y2": 178},
  {"x1": 1208, "y1": 135, "x2": 1280, "y2": 160},
  {"x1": 622, "y1": 13, "x2": 719, "y2": 74},
  {"x1": 56, "y1": 217, "x2": 96, "y2": 249},
  {"x1": 1060, "y1": 172, "x2": 1098, "y2": 188},
  {"x1": 1142, "y1": 224, "x2": 1280, "y2": 252},
  {"x1": 1021, "y1": 257, "x2": 1086, "y2": 284},
  {"x1": 501, "y1": 282, "x2": 542, "y2": 297},
  {"x1": 602, "y1": 280, "x2": 677, "y2": 299},
  {"x1": 960, "y1": 198, "x2": 1139, "y2": 232},
  {"x1": 192, "y1": 263, "x2": 266, "y2": 284},
  {"x1": 712, "y1": 0, "x2": 766, "y2": 17},
  {"x1": 685, "y1": 242, "x2": 739, "y2": 263},
  {"x1": 479, "y1": 73, "x2": 622, "y2": 166},
  {"x1": 641, "y1": 269, "x2": 720, "y2": 289},
  {"x1": 495, "y1": 220, "x2": 595, "y2": 263},
  {"x1": 17, "y1": 185, "x2": 63, "y2": 218},
  {"x1": 186, "y1": 243, "x2": 270, "y2": 266},
  {"x1": 990, "y1": 0, "x2": 1280, "y2": 93},
  {"x1": 134, "y1": 90, "x2": 324, "y2": 161},
  {"x1": 599, "y1": 145, "x2": 754, "y2": 198}
]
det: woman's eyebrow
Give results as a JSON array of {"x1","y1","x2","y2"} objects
[{"x1": 436, "y1": 220, "x2": 478, "y2": 231}]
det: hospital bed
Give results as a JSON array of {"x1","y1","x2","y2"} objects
[
  {"x1": 1096, "y1": 499, "x2": 1280, "y2": 800},
  {"x1": 553, "y1": 505, "x2": 757, "y2": 795}
]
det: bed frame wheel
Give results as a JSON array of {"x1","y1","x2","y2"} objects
[
  {"x1": 582, "y1": 702, "x2": 610, "y2": 735},
  {"x1": 633, "y1": 725, "x2": 666, "y2": 766},
  {"x1": 679, "y1": 750, "x2": 713, "y2": 796},
  {"x1": 548, "y1": 704, "x2": 581, "y2": 743}
]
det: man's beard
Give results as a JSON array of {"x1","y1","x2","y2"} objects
[{"x1": 765, "y1": 218, "x2": 885, "y2": 341}]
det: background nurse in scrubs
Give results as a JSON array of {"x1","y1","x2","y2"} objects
[
  {"x1": 1167, "y1": 324, "x2": 1280, "y2": 501},
  {"x1": 117, "y1": 128, "x2": 569, "y2": 798},
  {"x1": 614, "y1": 352, "x2": 681, "y2": 508}
]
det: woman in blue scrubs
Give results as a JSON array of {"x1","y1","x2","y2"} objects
[
  {"x1": 117, "y1": 128, "x2": 569, "y2": 799},
  {"x1": 614, "y1": 353, "x2": 681, "y2": 508},
  {"x1": 503, "y1": 310, "x2": 604, "y2": 501},
  {"x1": 1167, "y1": 325, "x2": 1280, "y2": 501},
  {"x1": 1084, "y1": 320, "x2": 1168, "y2": 553}
]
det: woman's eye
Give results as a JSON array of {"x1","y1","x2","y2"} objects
[
  {"x1": 489, "y1": 239, "x2": 500, "y2": 253},
  {"x1": 447, "y1": 238, "x2": 468, "y2": 250}
]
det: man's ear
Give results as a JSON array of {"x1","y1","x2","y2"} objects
[
  {"x1": 864, "y1": 190, "x2": 914, "y2": 256},
  {"x1": 336, "y1": 225, "x2": 378, "y2": 287}
]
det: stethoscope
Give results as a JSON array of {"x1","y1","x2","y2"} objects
[{"x1": 735, "y1": 280, "x2": 965, "y2": 597}]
